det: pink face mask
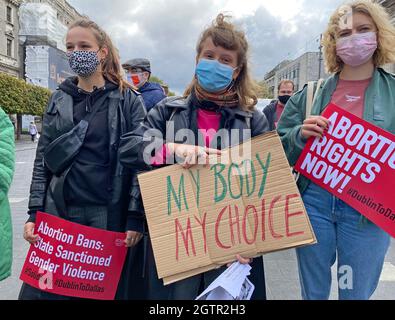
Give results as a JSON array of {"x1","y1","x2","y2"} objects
[{"x1": 336, "y1": 32, "x2": 378, "y2": 67}]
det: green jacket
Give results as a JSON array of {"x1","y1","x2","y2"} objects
[
  {"x1": 277, "y1": 68, "x2": 395, "y2": 194},
  {"x1": 0, "y1": 107, "x2": 15, "y2": 281}
]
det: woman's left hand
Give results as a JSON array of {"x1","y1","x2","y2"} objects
[{"x1": 227, "y1": 254, "x2": 253, "y2": 267}]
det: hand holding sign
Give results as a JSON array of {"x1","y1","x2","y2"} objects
[
  {"x1": 20, "y1": 212, "x2": 128, "y2": 300},
  {"x1": 138, "y1": 133, "x2": 316, "y2": 285},
  {"x1": 295, "y1": 103, "x2": 395, "y2": 237},
  {"x1": 167, "y1": 143, "x2": 223, "y2": 169},
  {"x1": 24, "y1": 222, "x2": 39, "y2": 245},
  {"x1": 301, "y1": 116, "x2": 330, "y2": 140},
  {"x1": 124, "y1": 230, "x2": 143, "y2": 248},
  {"x1": 227, "y1": 255, "x2": 252, "y2": 267}
]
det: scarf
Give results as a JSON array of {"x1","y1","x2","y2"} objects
[
  {"x1": 193, "y1": 83, "x2": 239, "y2": 111},
  {"x1": 190, "y1": 85, "x2": 240, "y2": 149}
]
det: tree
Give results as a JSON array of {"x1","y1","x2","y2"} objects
[
  {"x1": 150, "y1": 75, "x2": 165, "y2": 86},
  {"x1": 256, "y1": 80, "x2": 272, "y2": 99},
  {"x1": 24, "y1": 84, "x2": 51, "y2": 116},
  {"x1": 0, "y1": 73, "x2": 26, "y2": 115},
  {"x1": 0, "y1": 73, "x2": 51, "y2": 139},
  {"x1": 150, "y1": 75, "x2": 176, "y2": 97}
]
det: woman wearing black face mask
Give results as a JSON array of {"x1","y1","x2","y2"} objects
[
  {"x1": 263, "y1": 79, "x2": 294, "y2": 131},
  {"x1": 19, "y1": 18, "x2": 146, "y2": 300},
  {"x1": 119, "y1": 14, "x2": 269, "y2": 300}
]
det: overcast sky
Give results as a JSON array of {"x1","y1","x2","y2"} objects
[{"x1": 67, "y1": 0, "x2": 345, "y2": 94}]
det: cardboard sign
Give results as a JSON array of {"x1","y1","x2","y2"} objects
[
  {"x1": 295, "y1": 103, "x2": 395, "y2": 238},
  {"x1": 20, "y1": 212, "x2": 127, "y2": 300},
  {"x1": 138, "y1": 132, "x2": 316, "y2": 285}
]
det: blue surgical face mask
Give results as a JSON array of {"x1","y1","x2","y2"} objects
[{"x1": 195, "y1": 58, "x2": 237, "y2": 93}]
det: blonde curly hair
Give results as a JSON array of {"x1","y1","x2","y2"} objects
[{"x1": 322, "y1": 0, "x2": 395, "y2": 74}]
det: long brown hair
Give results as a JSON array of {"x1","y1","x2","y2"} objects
[
  {"x1": 184, "y1": 14, "x2": 258, "y2": 111},
  {"x1": 68, "y1": 18, "x2": 131, "y2": 92}
]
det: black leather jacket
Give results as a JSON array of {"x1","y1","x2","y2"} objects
[
  {"x1": 28, "y1": 87, "x2": 146, "y2": 232},
  {"x1": 119, "y1": 95, "x2": 270, "y2": 231}
]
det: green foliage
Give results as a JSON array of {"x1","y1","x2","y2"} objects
[
  {"x1": 150, "y1": 75, "x2": 165, "y2": 86},
  {"x1": 24, "y1": 83, "x2": 51, "y2": 115},
  {"x1": 0, "y1": 73, "x2": 26, "y2": 114},
  {"x1": 0, "y1": 73, "x2": 51, "y2": 116},
  {"x1": 256, "y1": 80, "x2": 272, "y2": 99},
  {"x1": 150, "y1": 74, "x2": 176, "y2": 96}
]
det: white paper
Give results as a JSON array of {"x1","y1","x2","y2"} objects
[
  {"x1": 238, "y1": 277, "x2": 254, "y2": 300},
  {"x1": 196, "y1": 262, "x2": 255, "y2": 300}
]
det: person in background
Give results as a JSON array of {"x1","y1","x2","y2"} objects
[
  {"x1": 0, "y1": 106, "x2": 15, "y2": 282},
  {"x1": 28, "y1": 121, "x2": 38, "y2": 142},
  {"x1": 278, "y1": 0, "x2": 395, "y2": 300},
  {"x1": 263, "y1": 79, "x2": 295, "y2": 130},
  {"x1": 122, "y1": 58, "x2": 167, "y2": 112}
]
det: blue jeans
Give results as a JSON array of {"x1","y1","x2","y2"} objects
[{"x1": 297, "y1": 182, "x2": 390, "y2": 300}]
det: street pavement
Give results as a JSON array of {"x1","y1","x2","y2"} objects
[{"x1": 0, "y1": 138, "x2": 394, "y2": 300}]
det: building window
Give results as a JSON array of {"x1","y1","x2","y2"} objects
[
  {"x1": 7, "y1": 38, "x2": 13, "y2": 57},
  {"x1": 6, "y1": 6, "x2": 12, "y2": 23}
]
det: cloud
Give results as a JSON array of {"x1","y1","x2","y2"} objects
[
  {"x1": 242, "y1": 0, "x2": 345, "y2": 79},
  {"x1": 68, "y1": 0, "x2": 345, "y2": 94}
]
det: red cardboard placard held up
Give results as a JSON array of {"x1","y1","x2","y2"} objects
[
  {"x1": 20, "y1": 212, "x2": 127, "y2": 300},
  {"x1": 295, "y1": 103, "x2": 395, "y2": 238}
]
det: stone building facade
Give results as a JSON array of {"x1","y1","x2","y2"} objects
[
  {"x1": 0, "y1": 0, "x2": 22, "y2": 77},
  {"x1": 25, "y1": 0, "x2": 82, "y2": 26},
  {"x1": 264, "y1": 52, "x2": 328, "y2": 98}
]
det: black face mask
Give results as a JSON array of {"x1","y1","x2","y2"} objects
[{"x1": 278, "y1": 95, "x2": 291, "y2": 105}]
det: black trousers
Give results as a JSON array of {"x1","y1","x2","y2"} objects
[
  {"x1": 117, "y1": 235, "x2": 172, "y2": 300},
  {"x1": 125, "y1": 236, "x2": 267, "y2": 300}
]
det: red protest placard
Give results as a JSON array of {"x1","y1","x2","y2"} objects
[
  {"x1": 20, "y1": 212, "x2": 127, "y2": 300},
  {"x1": 295, "y1": 103, "x2": 395, "y2": 238}
]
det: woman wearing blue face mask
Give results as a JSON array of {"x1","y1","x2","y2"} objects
[
  {"x1": 19, "y1": 18, "x2": 146, "y2": 300},
  {"x1": 119, "y1": 14, "x2": 269, "y2": 300},
  {"x1": 278, "y1": 0, "x2": 395, "y2": 300}
]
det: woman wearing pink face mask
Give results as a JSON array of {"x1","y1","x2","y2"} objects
[{"x1": 278, "y1": 0, "x2": 395, "y2": 300}]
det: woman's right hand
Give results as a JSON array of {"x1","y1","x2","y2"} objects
[
  {"x1": 124, "y1": 230, "x2": 143, "y2": 248},
  {"x1": 301, "y1": 116, "x2": 330, "y2": 140},
  {"x1": 167, "y1": 143, "x2": 222, "y2": 169},
  {"x1": 24, "y1": 223, "x2": 39, "y2": 245}
]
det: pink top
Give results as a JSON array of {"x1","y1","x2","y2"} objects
[
  {"x1": 197, "y1": 109, "x2": 222, "y2": 147},
  {"x1": 330, "y1": 78, "x2": 371, "y2": 119},
  {"x1": 151, "y1": 109, "x2": 221, "y2": 165},
  {"x1": 275, "y1": 103, "x2": 285, "y2": 128}
]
